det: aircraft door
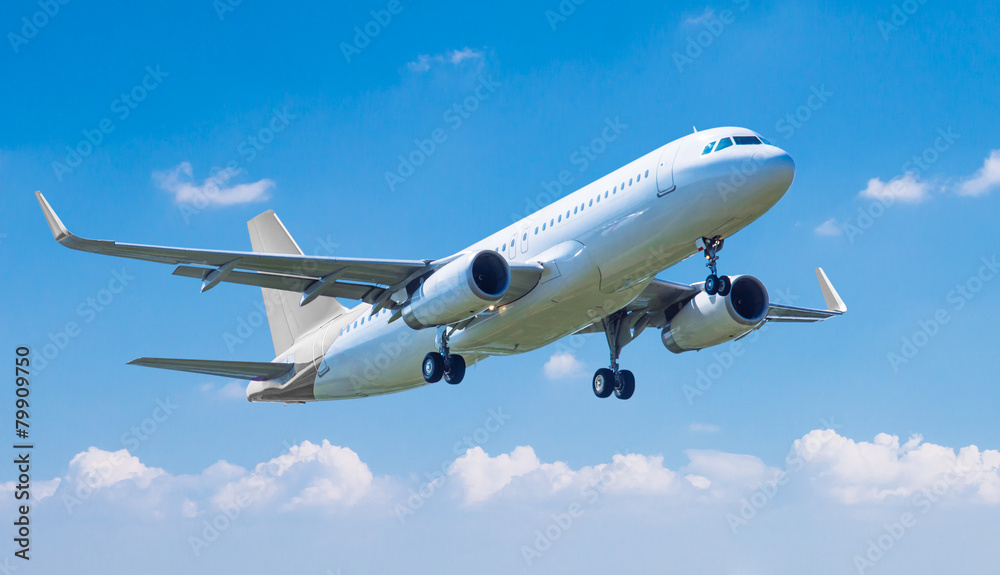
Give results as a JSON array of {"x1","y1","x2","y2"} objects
[{"x1": 656, "y1": 140, "x2": 682, "y2": 195}]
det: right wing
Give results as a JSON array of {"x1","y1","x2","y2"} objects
[{"x1": 36, "y1": 192, "x2": 541, "y2": 310}]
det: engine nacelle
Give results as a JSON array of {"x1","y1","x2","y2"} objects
[
  {"x1": 401, "y1": 250, "x2": 510, "y2": 329},
  {"x1": 661, "y1": 275, "x2": 769, "y2": 353}
]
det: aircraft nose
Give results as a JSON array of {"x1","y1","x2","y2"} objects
[{"x1": 752, "y1": 147, "x2": 795, "y2": 192}]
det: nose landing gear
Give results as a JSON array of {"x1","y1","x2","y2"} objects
[{"x1": 699, "y1": 236, "x2": 732, "y2": 296}]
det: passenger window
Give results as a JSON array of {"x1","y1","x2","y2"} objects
[
  {"x1": 550, "y1": 219, "x2": 554, "y2": 226},
  {"x1": 604, "y1": 191, "x2": 608, "y2": 198},
  {"x1": 534, "y1": 227, "x2": 538, "y2": 235},
  {"x1": 558, "y1": 215, "x2": 562, "y2": 222},
  {"x1": 566, "y1": 210, "x2": 570, "y2": 218},
  {"x1": 715, "y1": 137, "x2": 733, "y2": 152},
  {"x1": 734, "y1": 135, "x2": 761, "y2": 145},
  {"x1": 502, "y1": 244, "x2": 506, "y2": 251},
  {"x1": 702, "y1": 141, "x2": 715, "y2": 155},
  {"x1": 589, "y1": 199, "x2": 593, "y2": 207},
  {"x1": 542, "y1": 223, "x2": 546, "y2": 230},
  {"x1": 629, "y1": 178, "x2": 633, "y2": 186},
  {"x1": 645, "y1": 170, "x2": 649, "y2": 178},
  {"x1": 574, "y1": 207, "x2": 578, "y2": 214},
  {"x1": 523, "y1": 233, "x2": 527, "y2": 241}
]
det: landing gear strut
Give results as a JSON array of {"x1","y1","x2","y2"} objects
[
  {"x1": 592, "y1": 311, "x2": 636, "y2": 400},
  {"x1": 700, "y1": 236, "x2": 732, "y2": 296},
  {"x1": 423, "y1": 327, "x2": 466, "y2": 385}
]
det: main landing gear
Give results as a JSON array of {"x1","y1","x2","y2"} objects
[
  {"x1": 592, "y1": 310, "x2": 636, "y2": 400},
  {"x1": 700, "y1": 236, "x2": 732, "y2": 296},
  {"x1": 422, "y1": 328, "x2": 466, "y2": 385}
]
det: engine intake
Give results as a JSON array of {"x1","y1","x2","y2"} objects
[
  {"x1": 661, "y1": 275, "x2": 769, "y2": 353},
  {"x1": 402, "y1": 250, "x2": 510, "y2": 329}
]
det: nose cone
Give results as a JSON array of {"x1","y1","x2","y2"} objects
[{"x1": 752, "y1": 147, "x2": 795, "y2": 200}]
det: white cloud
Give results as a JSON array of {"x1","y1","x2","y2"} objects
[
  {"x1": 814, "y1": 217, "x2": 842, "y2": 236},
  {"x1": 689, "y1": 423, "x2": 720, "y2": 433},
  {"x1": 448, "y1": 446, "x2": 682, "y2": 506},
  {"x1": 958, "y1": 149, "x2": 1000, "y2": 197},
  {"x1": 17, "y1": 430, "x2": 1000, "y2": 524},
  {"x1": 154, "y1": 161, "x2": 274, "y2": 206},
  {"x1": 791, "y1": 429, "x2": 1000, "y2": 504},
  {"x1": 407, "y1": 48, "x2": 484, "y2": 73},
  {"x1": 543, "y1": 352, "x2": 585, "y2": 380},
  {"x1": 200, "y1": 381, "x2": 248, "y2": 400},
  {"x1": 858, "y1": 172, "x2": 931, "y2": 204},
  {"x1": 67, "y1": 447, "x2": 165, "y2": 490},
  {"x1": 683, "y1": 8, "x2": 715, "y2": 26}
]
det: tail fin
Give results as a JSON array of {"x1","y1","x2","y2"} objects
[{"x1": 247, "y1": 210, "x2": 346, "y2": 356}]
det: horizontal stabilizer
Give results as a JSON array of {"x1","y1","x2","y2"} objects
[{"x1": 128, "y1": 357, "x2": 293, "y2": 381}]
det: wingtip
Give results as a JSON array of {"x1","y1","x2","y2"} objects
[
  {"x1": 815, "y1": 267, "x2": 847, "y2": 313},
  {"x1": 35, "y1": 191, "x2": 72, "y2": 242}
]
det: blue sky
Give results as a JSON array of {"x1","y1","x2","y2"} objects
[{"x1": 2, "y1": 0, "x2": 999, "y2": 572}]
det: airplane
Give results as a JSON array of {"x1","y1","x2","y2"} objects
[{"x1": 36, "y1": 126, "x2": 846, "y2": 403}]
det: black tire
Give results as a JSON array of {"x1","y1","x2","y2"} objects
[
  {"x1": 718, "y1": 275, "x2": 732, "y2": 297},
  {"x1": 422, "y1": 352, "x2": 444, "y2": 383},
  {"x1": 705, "y1": 274, "x2": 719, "y2": 295},
  {"x1": 444, "y1": 355, "x2": 466, "y2": 385},
  {"x1": 593, "y1": 368, "x2": 615, "y2": 398},
  {"x1": 615, "y1": 370, "x2": 635, "y2": 400}
]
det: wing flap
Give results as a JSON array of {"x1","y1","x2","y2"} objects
[{"x1": 128, "y1": 357, "x2": 293, "y2": 381}]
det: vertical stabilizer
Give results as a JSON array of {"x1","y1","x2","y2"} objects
[{"x1": 247, "y1": 210, "x2": 346, "y2": 356}]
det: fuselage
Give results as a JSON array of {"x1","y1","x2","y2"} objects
[{"x1": 247, "y1": 127, "x2": 795, "y2": 402}]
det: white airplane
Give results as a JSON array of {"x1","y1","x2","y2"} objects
[{"x1": 36, "y1": 126, "x2": 845, "y2": 403}]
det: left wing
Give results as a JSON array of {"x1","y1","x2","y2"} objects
[{"x1": 36, "y1": 192, "x2": 541, "y2": 309}]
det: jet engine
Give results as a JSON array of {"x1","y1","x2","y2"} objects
[
  {"x1": 661, "y1": 275, "x2": 769, "y2": 353},
  {"x1": 401, "y1": 250, "x2": 510, "y2": 329}
]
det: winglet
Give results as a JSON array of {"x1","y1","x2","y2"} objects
[
  {"x1": 35, "y1": 192, "x2": 72, "y2": 242},
  {"x1": 815, "y1": 268, "x2": 847, "y2": 313}
]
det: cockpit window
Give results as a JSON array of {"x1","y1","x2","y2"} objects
[
  {"x1": 734, "y1": 135, "x2": 762, "y2": 145},
  {"x1": 759, "y1": 135, "x2": 772, "y2": 145},
  {"x1": 714, "y1": 137, "x2": 733, "y2": 152},
  {"x1": 702, "y1": 141, "x2": 715, "y2": 155}
]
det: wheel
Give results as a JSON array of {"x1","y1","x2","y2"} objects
[
  {"x1": 593, "y1": 368, "x2": 615, "y2": 398},
  {"x1": 718, "y1": 275, "x2": 732, "y2": 297},
  {"x1": 614, "y1": 370, "x2": 635, "y2": 400},
  {"x1": 444, "y1": 355, "x2": 466, "y2": 385},
  {"x1": 422, "y1": 352, "x2": 444, "y2": 383},
  {"x1": 705, "y1": 274, "x2": 719, "y2": 295}
]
